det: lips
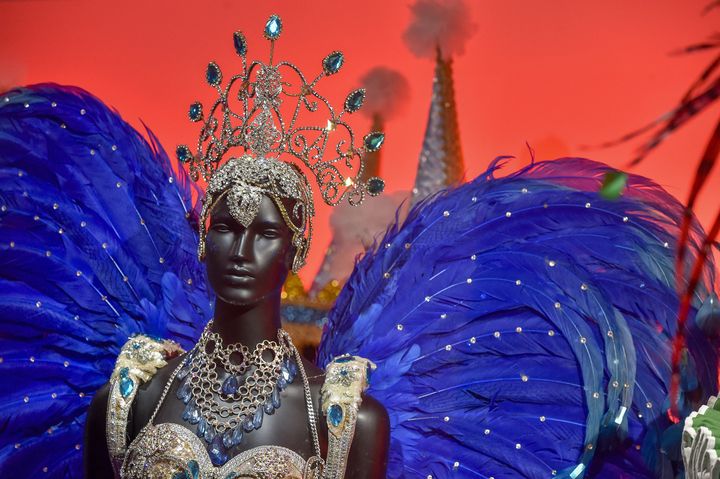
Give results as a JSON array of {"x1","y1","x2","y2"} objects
[{"x1": 224, "y1": 266, "x2": 255, "y2": 280}]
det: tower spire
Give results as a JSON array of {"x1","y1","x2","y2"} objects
[{"x1": 411, "y1": 47, "x2": 465, "y2": 205}]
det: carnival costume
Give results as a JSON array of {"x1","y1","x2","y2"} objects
[{"x1": 1, "y1": 13, "x2": 719, "y2": 479}]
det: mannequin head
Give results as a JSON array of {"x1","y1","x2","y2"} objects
[{"x1": 204, "y1": 193, "x2": 295, "y2": 306}]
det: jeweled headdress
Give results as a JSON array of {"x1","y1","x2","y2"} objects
[{"x1": 178, "y1": 14, "x2": 386, "y2": 272}]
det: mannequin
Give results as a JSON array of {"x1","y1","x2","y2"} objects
[{"x1": 84, "y1": 194, "x2": 390, "y2": 478}]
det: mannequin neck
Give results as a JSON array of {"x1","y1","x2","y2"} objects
[{"x1": 209, "y1": 290, "x2": 283, "y2": 348}]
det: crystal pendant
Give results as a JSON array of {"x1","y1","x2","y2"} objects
[
  {"x1": 188, "y1": 102, "x2": 203, "y2": 122},
  {"x1": 177, "y1": 360, "x2": 192, "y2": 381},
  {"x1": 242, "y1": 415, "x2": 255, "y2": 432},
  {"x1": 264, "y1": 15, "x2": 282, "y2": 40},
  {"x1": 271, "y1": 387, "x2": 281, "y2": 409},
  {"x1": 363, "y1": 132, "x2": 385, "y2": 152},
  {"x1": 206, "y1": 62, "x2": 222, "y2": 87},
  {"x1": 328, "y1": 404, "x2": 344, "y2": 427},
  {"x1": 204, "y1": 424, "x2": 216, "y2": 444},
  {"x1": 231, "y1": 426, "x2": 243, "y2": 446},
  {"x1": 233, "y1": 31, "x2": 247, "y2": 56},
  {"x1": 322, "y1": 51, "x2": 344, "y2": 75},
  {"x1": 176, "y1": 145, "x2": 192, "y2": 163},
  {"x1": 222, "y1": 428, "x2": 235, "y2": 449},
  {"x1": 209, "y1": 435, "x2": 228, "y2": 466},
  {"x1": 280, "y1": 362, "x2": 292, "y2": 384},
  {"x1": 222, "y1": 375, "x2": 239, "y2": 395},
  {"x1": 344, "y1": 89, "x2": 365, "y2": 113},
  {"x1": 367, "y1": 177, "x2": 385, "y2": 196},
  {"x1": 252, "y1": 407, "x2": 264, "y2": 429},
  {"x1": 176, "y1": 378, "x2": 192, "y2": 404},
  {"x1": 196, "y1": 418, "x2": 207, "y2": 438},
  {"x1": 264, "y1": 400, "x2": 275, "y2": 415}
]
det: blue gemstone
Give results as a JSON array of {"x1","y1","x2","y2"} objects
[
  {"x1": 176, "y1": 145, "x2": 192, "y2": 163},
  {"x1": 196, "y1": 418, "x2": 207, "y2": 438},
  {"x1": 252, "y1": 407, "x2": 264, "y2": 429},
  {"x1": 242, "y1": 416, "x2": 255, "y2": 432},
  {"x1": 231, "y1": 426, "x2": 243, "y2": 447},
  {"x1": 182, "y1": 402, "x2": 192, "y2": 422},
  {"x1": 188, "y1": 406, "x2": 200, "y2": 425},
  {"x1": 222, "y1": 428, "x2": 235, "y2": 449},
  {"x1": 367, "y1": 177, "x2": 385, "y2": 196},
  {"x1": 187, "y1": 460, "x2": 200, "y2": 479},
  {"x1": 204, "y1": 425, "x2": 216, "y2": 444},
  {"x1": 172, "y1": 472, "x2": 187, "y2": 479},
  {"x1": 322, "y1": 51, "x2": 344, "y2": 75},
  {"x1": 340, "y1": 369, "x2": 348, "y2": 377},
  {"x1": 233, "y1": 31, "x2": 247, "y2": 56},
  {"x1": 264, "y1": 15, "x2": 282, "y2": 40},
  {"x1": 177, "y1": 361, "x2": 191, "y2": 381},
  {"x1": 328, "y1": 404, "x2": 344, "y2": 427},
  {"x1": 119, "y1": 368, "x2": 134, "y2": 398},
  {"x1": 281, "y1": 363, "x2": 292, "y2": 383},
  {"x1": 366, "y1": 363, "x2": 374, "y2": 382},
  {"x1": 176, "y1": 379, "x2": 192, "y2": 404},
  {"x1": 288, "y1": 359, "x2": 298, "y2": 376},
  {"x1": 188, "y1": 102, "x2": 202, "y2": 122},
  {"x1": 271, "y1": 387, "x2": 281, "y2": 409},
  {"x1": 344, "y1": 89, "x2": 365, "y2": 113},
  {"x1": 264, "y1": 401, "x2": 275, "y2": 415},
  {"x1": 206, "y1": 62, "x2": 222, "y2": 86},
  {"x1": 277, "y1": 375, "x2": 288, "y2": 390},
  {"x1": 334, "y1": 355, "x2": 354, "y2": 363},
  {"x1": 222, "y1": 375, "x2": 239, "y2": 395},
  {"x1": 364, "y1": 132, "x2": 385, "y2": 152},
  {"x1": 209, "y1": 435, "x2": 228, "y2": 466}
]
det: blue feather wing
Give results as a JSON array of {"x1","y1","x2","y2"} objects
[
  {"x1": 0, "y1": 84, "x2": 211, "y2": 477},
  {"x1": 319, "y1": 157, "x2": 719, "y2": 478}
]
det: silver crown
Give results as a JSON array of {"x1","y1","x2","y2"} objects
[{"x1": 183, "y1": 14, "x2": 386, "y2": 271}]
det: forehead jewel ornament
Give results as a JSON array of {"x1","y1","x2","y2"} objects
[{"x1": 179, "y1": 14, "x2": 386, "y2": 272}]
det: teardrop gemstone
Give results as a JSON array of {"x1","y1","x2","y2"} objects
[
  {"x1": 196, "y1": 418, "x2": 207, "y2": 438},
  {"x1": 242, "y1": 415, "x2": 255, "y2": 432},
  {"x1": 231, "y1": 426, "x2": 244, "y2": 447},
  {"x1": 176, "y1": 145, "x2": 192, "y2": 163},
  {"x1": 344, "y1": 89, "x2": 365, "y2": 113},
  {"x1": 252, "y1": 407, "x2": 264, "y2": 429},
  {"x1": 222, "y1": 428, "x2": 235, "y2": 449},
  {"x1": 206, "y1": 62, "x2": 222, "y2": 87},
  {"x1": 176, "y1": 379, "x2": 192, "y2": 404},
  {"x1": 264, "y1": 401, "x2": 275, "y2": 415},
  {"x1": 188, "y1": 102, "x2": 202, "y2": 122},
  {"x1": 363, "y1": 132, "x2": 385, "y2": 152},
  {"x1": 233, "y1": 31, "x2": 247, "y2": 56},
  {"x1": 264, "y1": 15, "x2": 282, "y2": 40},
  {"x1": 187, "y1": 460, "x2": 200, "y2": 479},
  {"x1": 367, "y1": 177, "x2": 385, "y2": 196},
  {"x1": 209, "y1": 435, "x2": 228, "y2": 466},
  {"x1": 271, "y1": 387, "x2": 281, "y2": 409},
  {"x1": 322, "y1": 51, "x2": 344, "y2": 75},
  {"x1": 222, "y1": 375, "x2": 239, "y2": 395},
  {"x1": 204, "y1": 425, "x2": 216, "y2": 444}
]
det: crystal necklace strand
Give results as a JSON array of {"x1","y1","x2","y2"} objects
[{"x1": 172, "y1": 321, "x2": 302, "y2": 466}]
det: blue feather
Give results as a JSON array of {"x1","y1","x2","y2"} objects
[
  {"x1": 319, "y1": 157, "x2": 719, "y2": 478},
  {"x1": 0, "y1": 84, "x2": 212, "y2": 477}
]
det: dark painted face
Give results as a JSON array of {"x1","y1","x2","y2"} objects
[{"x1": 204, "y1": 194, "x2": 294, "y2": 306}]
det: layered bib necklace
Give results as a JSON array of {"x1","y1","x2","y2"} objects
[{"x1": 174, "y1": 321, "x2": 299, "y2": 466}]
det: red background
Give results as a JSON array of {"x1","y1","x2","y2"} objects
[{"x1": 2, "y1": 0, "x2": 718, "y2": 285}]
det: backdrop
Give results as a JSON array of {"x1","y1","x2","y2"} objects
[{"x1": 2, "y1": 0, "x2": 718, "y2": 285}]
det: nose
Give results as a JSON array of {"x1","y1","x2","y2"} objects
[{"x1": 231, "y1": 228, "x2": 253, "y2": 261}]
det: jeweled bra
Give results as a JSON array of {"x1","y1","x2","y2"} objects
[{"x1": 106, "y1": 335, "x2": 373, "y2": 479}]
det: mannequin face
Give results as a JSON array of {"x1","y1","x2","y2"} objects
[{"x1": 205, "y1": 193, "x2": 294, "y2": 306}]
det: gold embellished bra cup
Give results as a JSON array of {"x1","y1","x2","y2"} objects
[{"x1": 121, "y1": 423, "x2": 306, "y2": 479}]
